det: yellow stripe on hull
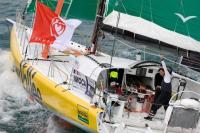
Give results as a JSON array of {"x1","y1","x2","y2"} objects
[{"x1": 10, "y1": 26, "x2": 102, "y2": 132}]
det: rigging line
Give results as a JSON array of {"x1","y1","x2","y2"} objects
[
  {"x1": 49, "y1": 58, "x2": 69, "y2": 77},
  {"x1": 104, "y1": 0, "x2": 110, "y2": 17},
  {"x1": 48, "y1": 50, "x2": 55, "y2": 77},
  {"x1": 149, "y1": 0, "x2": 153, "y2": 22},
  {"x1": 32, "y1": 44, "x2": 38, "y2": 65},
  {"x1": 117, "y1": 39, "x2": 181, "y2": 66},
  {"x1": 51, "y1": 55, "x2": 72, "y2": 73},
  {"x1": 104, "y1": 32, "x2": 179, "y2": 62},
  {"x1": 26, "y1": 58, "x2": 70, "y2": 63},
  {"x1": 89, "y1": 66, "x2": 100, "y2": 78},
  {"x1": 109, "y1": 11, "x2": 121, "y2": 67},
  {"x1": 61, "y1": 61, "x2": 71, "y2": 74},
  {"x1": 174, "y1": 3, "x2": 181, "y2": 32},
  {"x1": 46, "y1": 0, "x2": 57, "y2": 9},
  {"x1": 30, "y1": 0, "x2": 38, "y2": 28},
  {"x1": 54, "y1": 62, "x2": 66, "y2": 82},
  {"x1": 180, "y1": 0, "x2": 191, "y2": 37},
  {"x1": 120, "y1": 0, "x2": 127, "y2": 14},
  {"x1": 149, "y1": 0, "x2": 158, "y2": 45},
  {"x1": 139, "y1": 0, "x2": 144, "y2": 17},
  {"x1": 85, "y1": 55, "x2": 100, "y2": 65},
  {"x1": 113, "y1": 44, "x2": 125, "y2": 57},
  {"x1": 50, "y1": 58, "x2": 68, "y2": 78},
  {"x1": 30, "y1": 12, "x2": 35, "y2": 28},
  {"x1": 103, "y1": 30, "x2": 179, "y2": 61},
  {"x1": 179, "y1": 0, "x2": 198, "y2": 56},
  {"x1": 22, "y1": 1, "x2": 28, "y2": 19},
  {"x1": 64, "y1": 0, "x2": 73, "y2": 18}
]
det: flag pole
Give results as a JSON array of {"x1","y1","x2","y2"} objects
[
  {"x1": 55, "y1": 0, "x2": 65, "y2": 15},
  {"x1": 42, "y1": 0, "x2": 65, "y2": 59}
]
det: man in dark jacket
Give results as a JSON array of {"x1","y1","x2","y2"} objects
[
  {"x1": 154, "y1": 68, "x2": 164, "y2": 102},
  {"x1": 144, "y1": 58, "x2": 172, "y2": 121}
]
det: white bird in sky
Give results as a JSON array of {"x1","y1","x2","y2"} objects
[{"x1": 174, "y1": 13, "x2": 197, "y2": 23}]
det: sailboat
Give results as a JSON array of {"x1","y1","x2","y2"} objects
[{"x1": 8, "y1": 0, "x2": 200, "y2": 132}]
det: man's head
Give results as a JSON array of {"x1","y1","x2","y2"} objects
[{"x1": 158, "y1": 68, "x2": 165, "y2": 77}]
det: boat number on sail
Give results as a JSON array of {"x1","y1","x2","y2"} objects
[
  {"x1": 77, "y1": 104, "x2": 89, "y2": 124},
  {"x1": 16, "y1": 61, "x2": 42, "y2": 102}
]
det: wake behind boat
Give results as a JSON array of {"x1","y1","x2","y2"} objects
[{"x1": 8, "y1": 0, "x2": 200, "y2": 133}]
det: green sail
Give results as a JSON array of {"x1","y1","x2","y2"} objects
[
  {"x1": 106, "y1": 0, "x2": 200, "y2": 42},
  {"x1": 27, "y1": 0, "x2": 99, "y2": 20}
]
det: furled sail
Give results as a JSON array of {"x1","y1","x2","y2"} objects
[
  {"x1": 103, "y1": 0, "x2": 200, "y2": 53},
  {"x1": 27, "y1": 0, "x2": 99, "y2": 20}
]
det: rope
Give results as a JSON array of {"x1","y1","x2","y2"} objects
[
  {"x1": 104, "y1": 0, "x2": 110, "y2": 17},
  {"x1": 180, "y1": 0, "x2": 191, "y2": 37},
  {"x1": 103, "y1": 32, "x2": 179, "y2": 61},
  {"x1": 139, "y1": 0, "x2": 144, "y2": 17},
  {"x1": 173, "y1": 3, "x2": 181, "y2": 32},
  {"x1": 120, "y1": 0, "x2": 128, "y2": 14},
  {"x1": 149, "y1": 0, "x2": 153, "y2": 22},
  {"x1": 64, "y1": 0, "x2": 73, "y2": 18},
  {"x1": 85, "y1": 55, "x2": 101, "y2": 65},
  {"x1": 27, "y1": 58, "x2": 69, "y2": 63},
  {"x1": 109, "y1": 11, "x2": 121, "y2": 67}
]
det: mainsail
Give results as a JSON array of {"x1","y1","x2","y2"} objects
[
  {"x1": 103, "y1": 0, "x2": 200, "y2": 53},
  {"x1": 27, "y1": 0, "x2": 99, "y2": 20}
]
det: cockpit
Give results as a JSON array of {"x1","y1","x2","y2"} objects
[{"x1": 96, "y1": 64, "x2": 159, "y2": 114}]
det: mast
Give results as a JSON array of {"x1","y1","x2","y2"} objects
[
  {"x1": 55, "y1": 0, "x2": 65, "y2": 15},
  {"x1": 91, "y1": 0, "x2": 107, "y2": 54}
]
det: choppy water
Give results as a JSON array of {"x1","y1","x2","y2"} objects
[{"x1": 0, "y1": 1, "x2": 85, "y2": 133}]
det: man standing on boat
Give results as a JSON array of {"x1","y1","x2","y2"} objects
[
  {"x1": 154, "y1": 68, "x2": 164, "y2": 102},
  {"x1": 144, "y1": 56, "x2": 172, "y2": 121}
]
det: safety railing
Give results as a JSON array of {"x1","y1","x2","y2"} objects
[
  {"x1": 15, "y1": 9, "x2": 31, "y2": 58},
  {"x1": 99, "y1": 33, "x2": 200, "y2": 82}
]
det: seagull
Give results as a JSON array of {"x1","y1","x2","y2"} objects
[{"x1": 175, "y1": 13, "x2": 197, "y2": 23}]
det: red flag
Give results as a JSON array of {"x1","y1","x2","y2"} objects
[
  {"x1": 29, "y1": 1, "x2": 81, "y2": 58},
  {"x1": 29, "y1": 1, "x2": 66, "y2": 45}
]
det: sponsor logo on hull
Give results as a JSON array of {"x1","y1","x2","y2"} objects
[{"x1": 15, "y1": 61, "x2": 42, "y2": 102}]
